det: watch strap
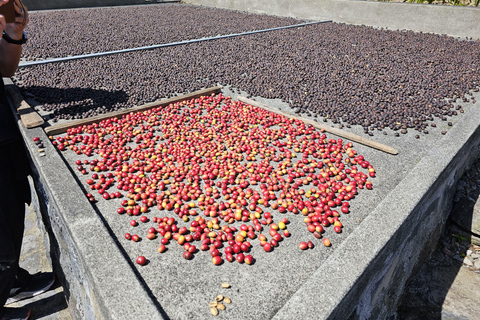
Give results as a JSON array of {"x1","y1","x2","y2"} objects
[{"x1": 2, "y1": 31, "x2": 27, "y2": 45}]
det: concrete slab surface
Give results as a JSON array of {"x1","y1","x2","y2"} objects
[
  {"x1": 17, "y1": 158, "x2": 480, "y2": 320},
  {"x1": 4, "y1": 3, "x2": 480, "y2": 319},
  {"x1": 9, "y1": 78, "x2": 480, "y2": 319}
]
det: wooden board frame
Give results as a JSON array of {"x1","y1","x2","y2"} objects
[
  {"x1": 44, "y1": 86, "x2": 223, "y2": 136},
  {"x1": 237, "y1": 96, "x2": 399, "y2": 155},
  {"x1": 4, "y1": 79, "x2": 45, "y2": 129}
]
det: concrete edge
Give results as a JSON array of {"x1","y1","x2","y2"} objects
[
  {"x1": 272, "y1": 95, "x2": 480, "y2": 319},
  {"x1": 4, "y1": 78, "x2": 165, "y2": 319}
]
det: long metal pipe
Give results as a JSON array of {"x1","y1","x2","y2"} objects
[{"x1": 18, "y1": 20, "x2": 331, "y2": 68}]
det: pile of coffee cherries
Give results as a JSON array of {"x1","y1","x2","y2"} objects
[{"x1": 51, "y1": 93, "x2": 374, "y2": 265}]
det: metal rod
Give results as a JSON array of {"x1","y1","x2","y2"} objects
[{"x1": 18, "y1": 20, "x2": 332, "y2": 68}]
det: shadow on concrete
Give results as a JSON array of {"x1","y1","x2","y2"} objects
[
  {"x1": 23, "y1": 290, "x2": 69, "y2": 320},
  {"x1": 18, "y1": 86, "x2": 129, "y2": 121},
  {"x1": 395, "y1": 169, "x2": 480, "y2": 319},
  {"x1": 31, "y1": 175, "x2": 74, "y2": 319}
]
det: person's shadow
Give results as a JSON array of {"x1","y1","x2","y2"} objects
[
  {"x1": 19, "y1": 281, "x2": 70, "y2": 319},
  {"x1": 396, "y1": 162, "x2": 480, "y2": 319},
  {"x1": 18, "y1": 85, "x2": 129, "y2": 121}
]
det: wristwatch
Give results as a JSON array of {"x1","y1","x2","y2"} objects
[{"x1": 2, "y1": 31, "x2": 27, "y2": 45}]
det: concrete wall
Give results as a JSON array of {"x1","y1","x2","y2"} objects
[{"x1": 189, "y1": 0, "x2": 480, "y2": 39}]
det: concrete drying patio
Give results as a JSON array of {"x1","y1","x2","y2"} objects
[
  {"x1": 7, "y1": 1, "x2": 480, "y2": 319},
  {"x1": 6, "y1": 77, "x2": 480, "y2": 319}
]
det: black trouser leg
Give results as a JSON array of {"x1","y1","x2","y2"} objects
[
  {"x1": 0, "y1": 200, "x2": 24, "y2": 317},
  {"x1": 0, "y1": 150, "x2": 29, "y2": 316}
]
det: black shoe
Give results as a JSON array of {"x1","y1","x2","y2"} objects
[
  {"x1": 0, "y1": 307, "x2": 31, "y2": 320},
  {"x1": 6, "y1": 272, "x2": 55, "y2": 305}
]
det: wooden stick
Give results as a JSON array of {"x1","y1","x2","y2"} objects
[
  {"x1": 237, "y1": 96, "x2": 399, "y2": 155},
  {"x1": 4, "y1": 80, "x2": 45, "y2": 129},
  {"x1": 44, "y1": 86, "x2": 223, "y2": 136}
]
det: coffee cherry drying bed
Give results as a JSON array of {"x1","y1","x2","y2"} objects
[
  {"x1": 14, "y1": 4, "x2": 480, "y2": 134},
  {"x1": 20, "y1": 75, "x2": 480, "y2": 319},
  {"x1": 44, "y1": 88, "x2": 381, "y2": 318},
  {"x1": 26, "y1": 78, "x2": 474, "y2": 319},
  {"x1": 13, "y1": 4, "x2": 480, "y2": 319}
]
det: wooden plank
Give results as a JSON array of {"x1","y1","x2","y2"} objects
[
  {"x1": 5, "y1": 82, "x2": 45, "y2": 129},
  {"x1": 44, "y1": 86, "x2": 223, "y2": 136},
  {"x1": 237, "y1": 96, "x2": 399, "y2": 155}
]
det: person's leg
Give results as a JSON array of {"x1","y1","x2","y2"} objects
[
  {"x1": 1, "y1": 143, "x2": 55, "y2": 307},
  {"x1": 9, "y1": 177, "x2": 31, "y2": 292},
  {"x1": 0, "y1": 207, "x2": 19, "y2": 318},
  {"x1": 0, "y1": 176, "x2": 25, "y2": 317}
]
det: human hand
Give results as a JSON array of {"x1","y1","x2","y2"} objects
[
  {"x1": 0, "y1": 0, "x2": 8, "y2": 35},
  {"x1": 4, "y1": 0, "x2": 28, "y2": 39}
]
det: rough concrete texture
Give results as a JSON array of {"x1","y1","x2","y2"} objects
[
  {"x1": 442, "y1": 267, "x2": 480, "y2": 319},
  {"x1": 189, "y1": 0, "x2": 480, "y2": 39},
  {"x1": 7, "y1": 64, "x2": 480, "y2": 320}
]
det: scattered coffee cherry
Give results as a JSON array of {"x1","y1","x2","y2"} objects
[
  {"x1": 323, "y1": 238, "x2": 332, "y2": 247},
  {"x1": 212, "y1": 256, "x2": 223, "y2": 265},
  {"x1": 136, "y1": 256, "x2": 147, "y2": 266},
  {"x1": 146, "y1": 233, "x2": 156, "y2": 240}
]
